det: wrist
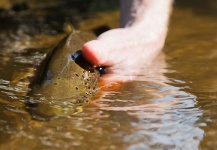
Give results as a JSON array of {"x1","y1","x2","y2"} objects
[{"x1": 120, "y1": 0, "x2": 173, "y2": 40}]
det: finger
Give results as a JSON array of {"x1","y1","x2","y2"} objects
[{"x1": 82, "y1": 40, "x2": 114, "y2": 66}]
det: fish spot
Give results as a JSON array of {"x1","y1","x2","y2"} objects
[
  {"x1": 54, "y1": 83, "x2": 57, "y2": 85},
  {"x1": 75, "y1": 87, "x2": 79, "y2": 90},
  {"x1": 86, "y1": 100, "x2": 89, "y2": 103},
  {"x1": 74, "y1": 73, "x2": 79, "y2": 77}
]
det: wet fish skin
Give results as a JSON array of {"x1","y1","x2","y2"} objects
[{"x1": 26, "y1": 31, "x2": 99, "y2": 120}]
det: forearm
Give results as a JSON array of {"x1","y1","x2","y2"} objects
[{"x1": 120, "y1": 0, "x2": 173, "y2": 35}]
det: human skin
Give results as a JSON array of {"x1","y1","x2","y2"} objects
[{"x1": 82, "y1": 0, "x2": 173, "y2": 75}]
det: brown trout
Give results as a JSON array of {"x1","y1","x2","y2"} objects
[{"x1": 26, "y1": 31, "x2": 100, "y2": 120}]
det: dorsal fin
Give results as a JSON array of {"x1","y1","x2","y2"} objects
[{"x1": 63, "y1": 23, "x2": 74, "y2": 33}]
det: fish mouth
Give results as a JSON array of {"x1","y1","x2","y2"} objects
[
  {"x1": 72, "y1": 50, "x2": 106, "y2": 75},
  {"x1": 71, "y1": 50, "x2": 95, "y2": 72}
]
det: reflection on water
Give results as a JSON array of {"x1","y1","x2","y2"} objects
[
  {"x1": 0, "y1": 0, "x2": 217, "y2": 149},
  {"x1": 97, "y1": 77, "x2": 205, "y2": 149}
]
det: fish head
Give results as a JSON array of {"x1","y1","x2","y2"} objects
[{"x1": 27, "y1": 32, "x2": 100, "y2": 120}]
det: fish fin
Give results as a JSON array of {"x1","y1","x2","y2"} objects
[{"x1": 63, "y1": 23, "x2": 75, "y2": 33}]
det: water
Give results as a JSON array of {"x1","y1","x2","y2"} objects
[{"x1": 0, "y1": 0, "x2": 217, "y2": 149}]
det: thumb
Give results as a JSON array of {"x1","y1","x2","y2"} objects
[{"x1": 82, "y1": 40, "x2": 113, "y2": 66}]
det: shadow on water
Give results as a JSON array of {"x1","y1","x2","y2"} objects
[{"x1": 0, "y1": 0, "x2": 217, "y2": 149}]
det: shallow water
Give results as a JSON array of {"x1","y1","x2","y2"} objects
[{"x1": 0, "y1": 0, "x2": 217, "y2": 149}]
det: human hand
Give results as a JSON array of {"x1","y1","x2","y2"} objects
[
  {"x1": 82, "y1": 26, "x2": 167, "y2": 75},
  {"x1": 82, "y1": 0, "x2": 172, "y2": 76}
]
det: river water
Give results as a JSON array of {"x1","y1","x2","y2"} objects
[{"x1": 0, "y1": 0, "x2": 217, "y2": 149}]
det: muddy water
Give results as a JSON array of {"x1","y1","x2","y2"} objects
[
  {"x1": 0, "y1": 0, "x2": 217, "y2": 150},
  {"x1": 165, "y1": 4, "x2": 217, "y2": 149}
]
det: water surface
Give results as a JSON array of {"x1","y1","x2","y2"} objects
[{"x1": 0, "y1": 0, "x2": 217, "y2": 149}]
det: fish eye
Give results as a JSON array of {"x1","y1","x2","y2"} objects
[
  {"x1": 71, "y1": 50, "x2": 95, "y2": 72},
  {"x1": 71, "y1": 50, "x2": 82, "y2": 61}
]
